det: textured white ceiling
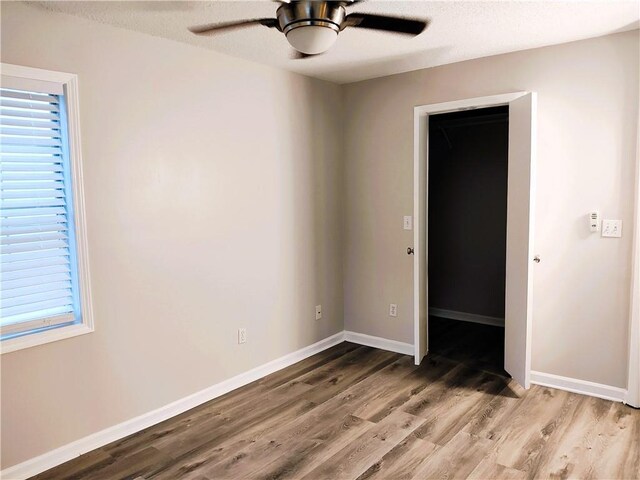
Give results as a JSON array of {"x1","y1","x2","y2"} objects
[{"x1": 30, "y1": 1, "x2": 640, "y2": 84}]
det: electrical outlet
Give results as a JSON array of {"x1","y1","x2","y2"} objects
[
  {"x1": 602, "y1": 219, "x2": 622, "y2": 238},
  {"x1": 389, "y1": 304, "x2": 398, "y2": 317},
  {"x1": 238, "y1": 328, "x2": 247, "y2": 344},
  {"x1": 315, "y1": 305, "x2": 322, "y2": 320}
]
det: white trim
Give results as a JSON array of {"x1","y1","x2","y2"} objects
[
  {"x1": 0, "y1": 64, "x2": 94, "y2": 355},
  {"x1": 1, "y1": 63, "x2": 78, "y2": 84},
  {"x1": 344, "y1": 330, "x2": 414, "y2": 356},
  {"x1": 413, "y1": 92, "x2": 531, "y2": 372},
  {"x1": 413, "y1": 92, "x2": 527, "y2": 117},
  {"x1": 64, "y1": 66, "x2": 95, "y2": 341},
  {"x1": 531, "y1": 371, "x2": 627, "y2": 403},
  {"x1": 626, "y1": 107, "x2": 640, "y2": 408},
  {"x1": 0, "y1": 323, "x2": 94, "y2": 354},
  {"x1": 413, "y1": 107, "x2": 424, "y2": 365},
  {"x1": 413, "y1": 105, "x2": 428, "y2": 365},
  {"x1": 429, "y1": 308, "x2": 504, "y2": 328},
  {"x1": 0, "y1": 314, "x2": 75, "y2": 336},
  {"x1": 0, "y1": 331, "x2": 346, "y2": 479}
]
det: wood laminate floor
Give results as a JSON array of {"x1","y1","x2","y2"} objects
[{"x1": 33, "y1": 342, "x2": 640, "y2": 480}]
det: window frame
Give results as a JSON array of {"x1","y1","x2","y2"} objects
[{"x1": 1, "y1": 63, "x2": 94, "y2": 354}]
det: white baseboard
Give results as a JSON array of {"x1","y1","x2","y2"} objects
[
  {"x1": 0, "y1": 331, "x2": 346, "y2": 480},
  {"x1": 624, "y1": 391, "x2": 640, "y2": 408},
  {"x1": 530, "y1": 371, "x2": 627, "y2": 403},
  {"x1": 344, "y1": 330, "x2": 414, "y2": 356},
  {"x1": 429, "y1": 307, "x2": 504, "y2": 327},
  {"x1": 4, "y1": 330, "x2": 630, "y2": 479}
]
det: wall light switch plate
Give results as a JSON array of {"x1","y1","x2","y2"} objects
[
  {"x1": 389, "y1": 304, "x2": 398, "y2": 317},
  {"x1": 602, "y1": 219, "x2": 622, "y2": 238},
  {"x1": 238, "y1": 328, "x2": 247, "y2": 344},
  {"x1": 315, "y1": 305, "x2": 322, "y2": 320},
  {"x1": 403, "y1": 216, "x2": 412, "y2": 230}
]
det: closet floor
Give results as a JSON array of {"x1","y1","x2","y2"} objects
[{"x1": 428, "y1": 316, "x2": 506, "y2": 376}]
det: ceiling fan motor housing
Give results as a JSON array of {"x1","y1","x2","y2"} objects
[
  {"x1": 277, "y1": 1, "x2": 348, "y2": 54},
  {"x1": 276, "y1": 1, "x2": 346, "y2": 35}
]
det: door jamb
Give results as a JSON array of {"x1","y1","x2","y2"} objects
[
  {"x1": 626, "y1": 115, "x2": 640, "y2": 408},
  {"x1": 413, "y1": 92, "x2": 531, "y2": 365}
]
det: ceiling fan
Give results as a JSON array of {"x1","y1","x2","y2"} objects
[{"x1": 189, "y1": 1, "x2": 429, "y2": 57}]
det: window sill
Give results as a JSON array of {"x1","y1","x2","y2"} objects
[{"x1": 1, "y1": 323, "x2": 94, "y2": 354}]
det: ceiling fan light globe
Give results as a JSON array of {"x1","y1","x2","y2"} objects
[{"x1": 286, "y1": 25, "x2": 338, "y2": 55}]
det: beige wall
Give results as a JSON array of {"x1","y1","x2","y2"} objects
[
  {"x1": 343, "y1": 30, "x2": 639, "y2": 388},
  {"x1": 2, "y1": 1, "x2": 639, "y2": 471},
  {"x1": 0, "y1": 2, "x2": 344, "y2": 468}
]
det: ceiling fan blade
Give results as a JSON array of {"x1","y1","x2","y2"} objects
[
  {"x1": 343, "y1": 13, "x2": 428, "y2": 36},
  {"x1": 189, "y1": 18, "x2": 279, "y2": 35}
]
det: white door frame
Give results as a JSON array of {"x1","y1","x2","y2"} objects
[
  {"x1": 626, "y1": 117, "x2": 640, "y2": 408},
  {"x1": 413, "y1": 92, "x2": 534, "y2": 367}
]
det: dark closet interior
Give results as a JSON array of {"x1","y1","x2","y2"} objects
[{"x1": 427, "y1": 106, "x2": 509, "y2": 375}]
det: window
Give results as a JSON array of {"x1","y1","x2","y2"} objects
[{"x1": 1, "y1": 64, "x2": 93, "y2": 353}]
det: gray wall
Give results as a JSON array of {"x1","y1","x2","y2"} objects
[
  {"x1": 343, "y1": 30, "x2": 639, "y2": 389},
  {"x1": 428, "y1": 112, "x2": 508, "y2": 319},
  {"x1": 1, "y1": 2, "x2": 344, "y2": 469},
  {"x1": 1, "y1": 2, "x2": 638, "y2": 470}
]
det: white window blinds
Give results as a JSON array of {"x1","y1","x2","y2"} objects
[{"x1": 0, "y1": 87, "x2": 80, "y2": 336}]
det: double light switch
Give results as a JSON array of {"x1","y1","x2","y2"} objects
[{"x1": 590, "y1": 212, "x2": 622, "y2": 238}]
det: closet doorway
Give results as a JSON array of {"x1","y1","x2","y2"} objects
[
  {"x1": 427, "y1": 106, "x2": 508, "y2": 375},
  {"x1": 412, "y1": 92, "x2": 536, "y2": 388}
]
